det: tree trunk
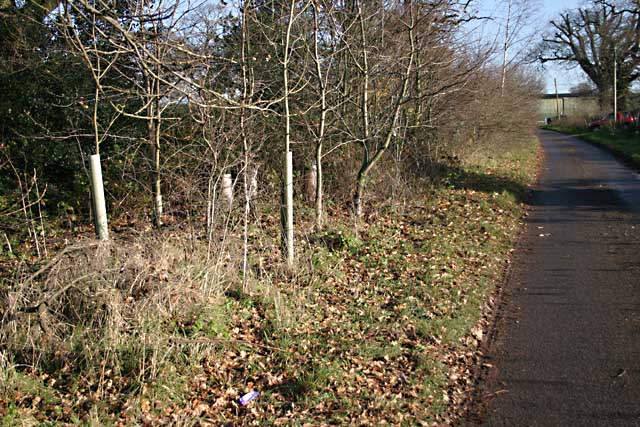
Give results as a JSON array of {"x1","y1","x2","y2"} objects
[
  {"x1": 305, "y1": 164, "x2": 317, "y2": 203},
  {"x1": 312, "y1": 1, "x2": 325, "y2": 230},
  {"x1": 282, "y1": 0, "x2": 295, "y2": 265},
  {"x1": 355, "y1": 0, "x2": 370, "y2": 217}
]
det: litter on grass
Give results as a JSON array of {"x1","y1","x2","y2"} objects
[{"x1": 239, "y1": 390, "x2": 260, "y2": 406}]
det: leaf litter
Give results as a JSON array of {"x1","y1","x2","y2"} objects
[{"x1": 1, "y1": 141, "x2": 538, "y2": 426}]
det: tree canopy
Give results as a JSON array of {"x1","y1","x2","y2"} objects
[{"x1": 540, "y1": 0, "x2": 640, "y2": 108}]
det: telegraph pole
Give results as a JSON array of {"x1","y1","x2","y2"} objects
[
  {"x1": 614, "y1": 46, "x2": 618, "y2": 127},
  {"x1": 554, "y1": 78, "x2": 560, "y2": 120}
]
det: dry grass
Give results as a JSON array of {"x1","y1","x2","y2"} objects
[{"x1": 0, "y1": 233, "x2": 252, "y2": 424}]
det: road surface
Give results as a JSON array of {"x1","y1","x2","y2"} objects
[{"x1": 473, "y1": 130, "x2": 640, "y2": 426}]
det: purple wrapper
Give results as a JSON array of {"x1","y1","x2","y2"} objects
[{"x1": 239, "y1": 390, "x2": 260, "y2": 406}]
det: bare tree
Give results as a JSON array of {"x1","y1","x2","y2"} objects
[
  {"x1": 62, "y1": 0, "x2": 209, "y2": 229},
  {"x1": 240, "y1": 0, "x2": 257, "y2": 288},
  {"x1": 496, "y1": 0, "x2": 540, "y2": 96},
  {"x1": 540, "y1": 0, "x2": 640, "y2": 108},
  {"x1": 310, "y1": 0, "x2": 329, "y2": 229},
  {"x1": 337, "y1": 0, "x2": 477, "y2": 217},
  {"x1": 59, "y1": 0, "x2": 132, "y2": 239},
  {"x1": 350, "y1": 0, "x2": 415, "y2": 218},
  {"x1": 281, "y1": 0, "x2": 298, "y2": 265}
]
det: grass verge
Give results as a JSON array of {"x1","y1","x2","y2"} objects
[
  {"x1": 1, "y1": 136, "x2": 539, "y2": 426},
  {"x1": 544, "y1": 123, "x2": 640, "y2": 169}
]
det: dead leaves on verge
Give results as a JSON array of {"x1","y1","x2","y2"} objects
[
  {"x1": 2, "y1": 187, "x2": 525, "y2": 426},
  {"x1": 148, "y1": 188, "x2": 519, "y2": 426}
]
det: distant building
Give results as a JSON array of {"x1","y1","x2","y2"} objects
[{"x1": 538, "y1": 92, "x2": 599, "y2": 121}]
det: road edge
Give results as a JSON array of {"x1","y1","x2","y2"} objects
[{"x1": 456, "y1": 133, "x2": 546, "y2": 425}]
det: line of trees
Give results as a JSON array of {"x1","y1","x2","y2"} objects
[{"x1": 0, "y1": 0, "x2": 542, "y2": 264}]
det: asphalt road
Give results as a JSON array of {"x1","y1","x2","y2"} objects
[{"x1": 473, "y1": 130, "x2": 640, "y2": 426}]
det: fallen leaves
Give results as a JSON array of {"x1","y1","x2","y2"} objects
[{"x1": 2, "y1": 141, "x2": 538, "y2": 426}]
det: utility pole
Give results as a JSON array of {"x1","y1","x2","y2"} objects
[
  {"x1": 614, "y1": 46, "x2": 617, "y2": 128},
  {"x1": 500, "y1": 0, "x2": 512, "y2": 98},
  {"x1": 554, "y1": 78, "x2": 560, "y2": 120}
]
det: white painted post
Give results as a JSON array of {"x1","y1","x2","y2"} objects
[
  {"x1": 222, "y1": 173, "x2": 234, "y2": 208},
  {"x1": 285, "y1": 151, "x2": 294, "y2": 265},
  {"x1": 90, "y1": 154, "x2": 109, "y2": 240},
  {"x1": 249, "y1": 168, "x2": 258, "y2": 201},
  {"x1": 154, "y1": 194, "x2": 163, "y2": 226}
]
